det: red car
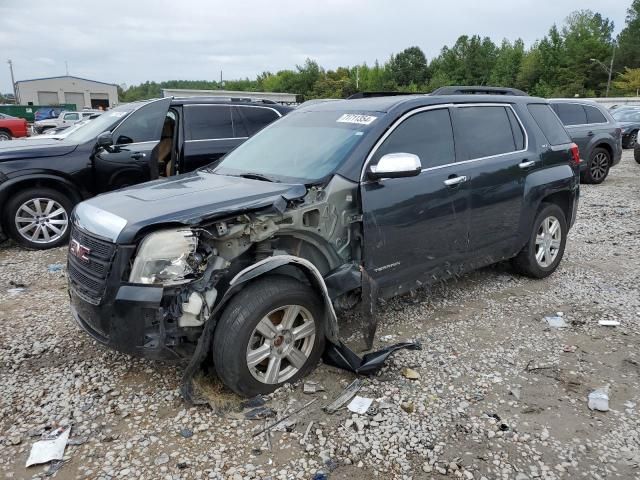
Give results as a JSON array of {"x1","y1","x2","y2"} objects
[{"x1": 0, "y1": 113, "x2": 29, "y2": 141}]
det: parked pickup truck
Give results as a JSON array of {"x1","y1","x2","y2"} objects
[
  {"x1": 0, "y1": 113, "x2": 29, "y2": 141},
  {"x1": 33, "y1": 110, "x2": 102, "y2": 134},
  {"x1": 67, "y1": 93, "x2": 580, "y2": 397},
  {"x1": 0, "y1": 97, "x2": 292, "y2": 249}
]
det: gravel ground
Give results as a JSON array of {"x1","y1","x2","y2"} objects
[{"x1": 1, "y1": 151, "x2": 639, "y2": 480}]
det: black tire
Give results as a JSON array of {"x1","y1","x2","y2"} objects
[
  {"x1": 512, "y1": 203, "x2": 567, "y2": 279},
  {"x1": 635, "y1": 143, "x2": 640, "y2": 164},
  {"x1": 623, "y1": 131, "x2": 637, "y2": 149},
  {"x1": 4, "y1": 187, "x2": 74, "y2": 249},
  {"x1": 213, "y1": 275, "x2": 326, "y2": 397},
  {"x1": 581, "y1": 147, "x2": 611, "y2": 184},
  {"x1": 0, "y1": 130, "x2": 11, "y2": 141}
]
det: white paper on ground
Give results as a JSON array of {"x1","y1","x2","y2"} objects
[
  {"x1": 26, "y1": 427, "x2": 71, "y2": 467},
  {"x1": 598, "y1": 320, "x2": 620, "y2": 327},
  {"x1": 347, "y1": 396, "x2": 373, "y2": 414}
]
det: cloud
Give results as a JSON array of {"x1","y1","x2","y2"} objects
[{"x1": 0, "y1": 0, "x2": 628, "y2": 93}]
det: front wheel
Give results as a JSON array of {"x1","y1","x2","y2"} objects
[
  {"x1": 213, "y1": 275, "x2": 325, "y2": 397},
  {"x1": 512, "y1": 203, "x2": 567, "y2": 279},
  {"x1": 623, "y1": 131, "x2": 637, "y2": 149},
  {"x1": 582, "y1": 147, "x2": 610, "y2": 184},
  {"x1": 0, "y1": 130, "x2": 11, "y2": 141}
]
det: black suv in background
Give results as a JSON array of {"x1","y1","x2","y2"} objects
[
  {"x1": 0, "y1": 98, "x2": 291, "y2": 249},
  {"x1": 549, "y1": 99, "x2": 622, "y2": 184},
  {"x1": 67, "y1": 94, "x2": 580, "y2": 397}
]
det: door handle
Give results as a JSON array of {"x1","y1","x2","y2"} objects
[
  {"x1": 443, "y1": 175, "x2": 468, "y2": 186},
  {"x1": 587, "y1": 131, "x2": 594, "y2": 137},
  {"x1": 131, "y1": 152, "x2": 146, "y2": 160},
  {"x1": 519, "y1": 160, "x2": 535, "y2": 169}
]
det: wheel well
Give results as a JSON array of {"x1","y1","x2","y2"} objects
[
  {"x1": 540, "y1": 191, "x2": 571, "y2": 223},
  {"x1": 0, "y1": 128, "x2": 10, "y2": 135}
]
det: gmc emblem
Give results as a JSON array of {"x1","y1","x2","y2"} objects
[{"x1": 69, "y1": 239, "x2": 91, "y2": 262}]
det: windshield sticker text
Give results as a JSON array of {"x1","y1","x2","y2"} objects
[{"x1": 337, "y1": 114, "x2": 377, "y2": 125}]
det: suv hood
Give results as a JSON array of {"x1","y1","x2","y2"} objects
[
  {"x1": 74, "y1": 170, "x2": 307, "y2": 243},
  {"x1": 0, "y1": 138, "x2": 78, "y2": 160}
]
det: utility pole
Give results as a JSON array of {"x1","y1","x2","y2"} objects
[
  {"x1": 606, "y1": 46, "x2": 615, "y2": 98},
  {"x1": 7, "y1": 59, "x2": 18, "y2": 104},
  {"x1": 356, "y1": 66, "x2": 359, "y2": 90}
]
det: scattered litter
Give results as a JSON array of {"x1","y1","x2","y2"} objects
[
  {"x1": 323, "y1": 378, "x2": 364, "y2": 414},
  {"x1": 303, "y1": 381, "x2": 325, "y2": 394},
  {"x1": 240, "y1": 395, "x2": 266, "y2": 409},
  {"x1": 44, "y1": 460, "x2": 65, "y2": 477},
  {"x1": 67, "y1": 436, "x2": 88, "y2": 446},
  {"x1": 178, "y1": 428, "x2": 193, "y2": 438},
  {"x1": 598, "y1": 320, "x2": 620, "y2": 327},
  {"x1": 244, "y1": 406, "x2": 276, "y2": 420},
  {"x1": 273, "y1": 419, "x2": 297, "y2": 432},
  {"x1": 401, "y1": 367, "x2": 420, "y2": 380},
  {"x1": 562, "y1": 344, "x2": 577, "y2": 353},
  {"x1": 7, "y1": 288, "x2": 25, "y2": 295},
  {"x1": 302, "y1": 421, "x2": 314, "y2": 444},
  {"x1": 347, "y1": 396, "x2": 373, "y2": 414},
  {"x1": 323, "y1": 341, "x2": 421, "y2": 375},
  {"x1": 252, "y1": 398, "x2": 318, "y2": 438},
  {"x1": 510, "y1": 387, "x2": 521, "y2": 401},
  {"x1": 588, "y1": 387, "x2": 610, "y2": 412},
  {"x1": 400, "y1": 401, "x2": 415, "y2": 413},
  {"x1": 26, "y1": 426, "x2": 71, "y2": 467},
  {"x1": 544, "y1": 316, "x2": 568, "y2": 328},
  {"x1": 47, "y1": 264, "x2": 64, "y2": 273}
]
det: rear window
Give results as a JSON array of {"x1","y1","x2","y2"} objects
[
  {"x1": 452, "y1": 106, "x2": 518, "y2": 161},
  {"x1": 185, "y1": 105, "x2": 234, "y2": 140},
  {"x1": 585, "y1": 105, "x2": 607, "y2": 124},
  {"x1": 527, "y1": 104, "x2": 571, "y2": 146},
  {"x1": 238, "y1": 106, "x2": 280, "y2": 135},
  {"x1": 552, "y1": 103, "x2": 587, "y2": 126}
]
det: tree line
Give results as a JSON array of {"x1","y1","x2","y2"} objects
[{"x1": 120, "y1": 2, "x2": 640, "y2": 102}]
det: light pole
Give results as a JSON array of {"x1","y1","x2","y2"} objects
[
  {"x1": 7, "y1": 59, "x2": 18, "y2": 104},
  {"x1": 591, "y1": 45, "x2": 616, "y2": 97}
]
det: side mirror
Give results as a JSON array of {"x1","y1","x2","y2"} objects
[
  {"x1": 368, "y1": 153, "x2": 422, "y2": 179},
  {"x1": 96, "y1": 131, "x2": 114, "y2": 149}
]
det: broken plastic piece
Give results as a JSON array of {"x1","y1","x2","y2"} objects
[
  {"x1": 323, "y1": 341, "x2": 422, "y2": 375},
  {"x1": 245, "y1": 407, "x2": 276, "y2": 420},
  {"x1": 323, "y1": 378, "x2": 364, "y2": 414},
  {"x1": 252, "y1": 398, "x2": 318, "y2": 437},
  {"x1": 588, "y1": 387, "x2": 610, "y2": 412},
  {"x1": 26, "y1": 427, "x2": 71, "y2": 467},
  {"x1": 303, "y1": 382, "x2": 325, "y2": 394},
  {"x1": 598, "y1": 320, "x2": 620, "y2": 327},
  {"x1": 347, "y1": 396, "x2": 373, "y2": 414},
  {"x1": 401, "y1": 367, "x2": 420, "y2": 379},
  {"x1": 544, "y1": 316, "x2": 568, "y2": 328}
]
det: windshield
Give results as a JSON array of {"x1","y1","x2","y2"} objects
[
  {"x1": 612, "y1": 109, "x2": 640, "y2": 121},
  {"x1": 63, "y1": 103, "x2": 138, "y2": 143},
  {"x1": 214, "y1": 110, "x2": 377, "y2": 183}
]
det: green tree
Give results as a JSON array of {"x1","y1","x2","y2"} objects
[
  {"x1": 613, "y1": 67, "x2": 640, "y2": 95},
  {"x1": 387, "y1": 46, "x2": 429, "y2": 87},
  {"x1": 616, "y1": 1, "x2": 640, "y2": 70},
  {"x1": 490, "y1": 39, "x2": 525, "y2": 86}
]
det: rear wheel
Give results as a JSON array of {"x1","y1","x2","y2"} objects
[
  {"x1": 635, "y1": 143, "x2": 640, "y2": 164},
  {"x1": 4, "y1": 188, "x2": 73, "y2": 249},
  {"x1": 623, "y1": 131, "x2": 637, "y2": 149},
  {"x1": 582, "y1": 147, "x2": 610, "y2": 184},
  {"x1": 512, "y1": 203, "x2": 567, "y2": 279},
  {"x1": 213, "y1": 275, "x2": 325, "y2": 397},
  {"x1": 0, "y1": 130, "x2": 11, "y2": 141}
]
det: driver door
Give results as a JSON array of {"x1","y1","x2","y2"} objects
[
  {"x1": 360, "y1": 107, "x2": 471, "y2": 298},
  {"x1": 92, "y1": 98, "x2": 172, "y2": 192}
]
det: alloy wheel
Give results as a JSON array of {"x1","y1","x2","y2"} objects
[
  {"x1": 629, "y1": 132, "x2": 637, "y2": 149},
  {"x1": 535, "y1": 215, "x2": 561, "y2": 268},
  {"x1": 246, "y1": 304, "x2": 316, "y2": 384},
  {"x1": 0, "y1": 132, "x2": 10, "y2": 141},
  {"x1": 14, "y1": 198, "x2": 69, "y2": 244},
  {"x1": 590, "y1": 152, "x2": 609, "y2": 181}
]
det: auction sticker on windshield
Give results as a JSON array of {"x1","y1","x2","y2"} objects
[{"x1": 337, "y1": 113, "x2": 377, "y2": 125}]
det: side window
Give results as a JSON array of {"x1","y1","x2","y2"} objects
[
  {"x1": 506, "y1": 107, "x2": 526, "y2": 150},
  {"x1": 239, "y1": 107, "x2": 280, "y2": 135},
  {"x1": 452, "y1": 106, "x2": 516, "y2": 161},
  {"x1": 64, "y1": 113, "x2": 79, "y2": 121},
  {"x1": 584, "y1": 105, "x2": 607, "y2": 124},
  {"x1": 185, "y1": 105, "x2": 233, "y2": 140},
  {"x1": 112, "y1": 100, "x2": 169, "y2": 145},
  {"x1": 527, "y1": 104, "x2": 572, "y2": 146},
  {"x1": 553, "y1": 103, "x2": 587, "y2": 126},
  {"x1": 231, "y1": 107, "x2": 248, "y2": 137},
  {"x1": 372, "y1": 108, "x2": 455, "y2": 168}
]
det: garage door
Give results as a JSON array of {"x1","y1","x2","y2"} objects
[
  {"x1": 90, "y1": 93, "x2": 110, "y2": 109},
  {"x1": 64, "y1": 92, "x2": 85, "y2": 110},
  {"x1": 37, "y1": 91, "x2": 59, "y2": 105}
]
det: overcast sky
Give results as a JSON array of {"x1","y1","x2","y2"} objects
[{"x1": 0, "y1": 0, "x2": 629, "y2": 93}]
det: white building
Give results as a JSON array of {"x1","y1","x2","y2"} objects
[
  {"x1": 162, "y1": 88, "x2": 298, "y2": 104},
  {"x1": 15, "y1": 75, "x2": 119, "y2": 109}
]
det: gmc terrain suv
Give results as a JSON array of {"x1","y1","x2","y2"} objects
[
  {"x1": 0, "y1": 97, "x2": 291, "y2": 249},
  {"x1": 68, "y1": 94, "x2": 580, "y2": 397},
  {"x1": 549, "y1": 99, "x2": 622, "y2": 184}
]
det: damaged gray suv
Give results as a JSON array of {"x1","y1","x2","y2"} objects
[{"x1": 68, "y1": 94, "x2": 580, "y2": 397}]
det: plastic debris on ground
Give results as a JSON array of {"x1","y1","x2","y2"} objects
[
  {"x1": 252, "y1": 399, "x2": 318, "y2": 438},
  {"x1": 25, "y1": 426, "x2": 71, "y2": 467},
  {"x1": 303, "y1": 381, "x2": 325, "y2": 394},
  {"x1": 323, "y1": 378, "x2": 364, "y2": 414},
  {"x1": 401, "y1": 367, "x2": 421, "y2": 379},
  {"x1": 66, "y1": 436, "x2": 88, "y2": 446},
  {"x1": 7, "y1": 288, "x2": 25, "y2": 295},
  {"x1": 47, "y1": 264, "x2": 64, "y2": 273},
  {"x1": 347, "y1": 396, "x2": 373, "y2": 414},
  {"x1": 598, "y1": 320, "x2": 621, "y2": 327},
  {"x1": 544, "y1": 315, "x2": 568, "y2": 328},
  {"x1": 588, "y1": 387, "x2": 610, "y2": 412},
  {"x1": 323, "y1": 341, "x2": 421, "y2": 375},
  {"x1": 244, "y1": 406, "x2": 276, "y2": 420}
]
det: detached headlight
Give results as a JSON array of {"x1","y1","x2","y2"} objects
[{"x1": 129, "y1": 229, "x2": 197, "y2": 285}]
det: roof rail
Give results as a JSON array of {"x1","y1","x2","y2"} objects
[
  {"x1": 431, "y1": 86, "x2": 528, "y2": 96},
  {"x1": 347, "y1": 91, "x2": 427, "y2": 99},
  {"x1": 172, "y1": 96, "x2": 281, "y2": 104}
]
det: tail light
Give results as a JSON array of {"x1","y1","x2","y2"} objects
[{"x1": 570, "y1": 143, "x2": 580, "y2": 166}]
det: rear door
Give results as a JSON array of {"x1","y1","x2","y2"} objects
[
  {"x1": 552, "y1": 103, "x2": 590, "y2": 157},
  {"x1": 361, "y1": 107, "x2": 470, "y2": 295},
  {"x1": 236, "y1": 105, "x2": 282, "y2": 135},
  {"x1": 92, "y1": 98, "x2": 171, "y2": 192},
  {"x1": 181, "y1": 104, "x2": 246, "y2": 173},
  {"x1": 451, "y1": 104, "x2": 530, "y2": 262}
]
